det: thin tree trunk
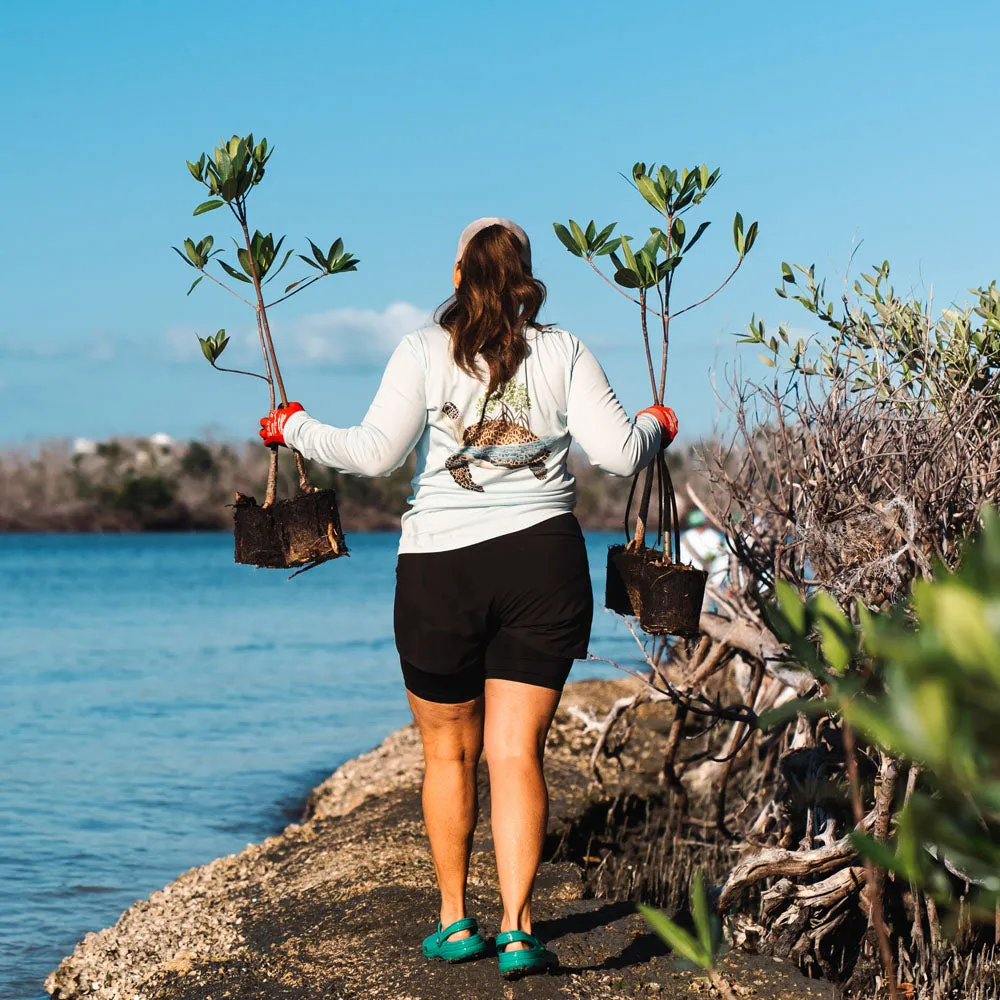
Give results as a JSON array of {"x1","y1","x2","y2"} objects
[
  {"x1": 238, "y1": 212, "x2": 311, "y2": 499},
  {"x1": 843, "y1": 724, "x2": 899, "y2": 1000}
]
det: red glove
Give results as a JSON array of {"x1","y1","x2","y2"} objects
[
  {"x1": 636, "y1": 404, "x2": 678, "y2": 448},
  {"x1": 259, "y1": 402, "x2": 305, "y2": 447}
]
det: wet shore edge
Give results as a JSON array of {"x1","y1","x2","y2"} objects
[{"x1": 44, "y1": 677, "x2": 824, "y2": 1000}]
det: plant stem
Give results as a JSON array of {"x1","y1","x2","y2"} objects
[
  {"x1": 265, "y1": 442, "x2": 279, "y2": 506},
  {"x1": 639, "y1": 288, "x2": 659, "y2": 403},
  {"x1": 265, "y1": 272, "x2": 328, "y2": 309},
  {"x1": 210, "y1": 362, "x2": 270, "y2": 382},
  {"x1": 196, "y1": 268, "x2": 255, "y2": 308},
  {"x1": 585, "y1": 256, "x2": 663, "y2": 317},
  {"x1": 658, "y1": 215, "x2": 673, "y2": 401},
  {"x1": 236, "y1": 212, "x2": 288, "y2": 404},
  {"x1": 253, "y1": 308, "x2": 279, "y2": 506},
  {"x1": 842, "y1": 722, "x2": 899, "y2": 1000},
  {"x1": 633, "y1": 462, "x2": 655, "y2": 547},
  {"x1": 232, "y1": 202, "x2": 284, "y2": 504},
  {"x1": 253, "y1": 309, "x2": 276, "y2": 403},
  {"x1": 672, "y1": 258, "x2": 744, "y2": 320},
  {"x1": 235, "y1": 204, "x2": 313, "y2": 496}
]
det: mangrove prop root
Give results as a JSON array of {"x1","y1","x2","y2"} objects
[{"x1": 717, "y1": 804, "x2": 877, "y2": 912}]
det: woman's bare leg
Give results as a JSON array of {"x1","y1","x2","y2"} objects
[
  {"x1": 408, "y1": 691, "x2": 485, "y2": 938},
  {"x1": 484, "y1": 679, "x2": 561, "y2": 948}
]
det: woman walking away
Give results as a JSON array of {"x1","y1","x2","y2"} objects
[{"x1": 258, "y1": 218, "x2": 677, "y2": 979}]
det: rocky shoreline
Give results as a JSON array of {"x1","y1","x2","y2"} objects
[{"x1": 44, "y1": 679, "x2": 830, "y2": 1000}]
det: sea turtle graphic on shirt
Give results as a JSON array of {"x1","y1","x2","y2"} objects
[{"x1": 439, "y1": 383, "x2": 552, "y2": 493}]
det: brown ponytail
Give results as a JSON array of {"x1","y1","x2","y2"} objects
[{"x1": 435, "y1": 224, "x2": 547, "y2": 400}]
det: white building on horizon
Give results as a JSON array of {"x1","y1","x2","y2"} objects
[{"x1": 72, "y1": 438, "x2": 99, "y2": 456}]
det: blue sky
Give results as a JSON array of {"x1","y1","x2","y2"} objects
[{"x1": 2, "y1": 0, "x2": 997, "y2": 448}]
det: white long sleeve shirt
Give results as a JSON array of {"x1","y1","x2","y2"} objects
[{"x1": 283, "y1": 324, "x2": 661, "y2": 553}]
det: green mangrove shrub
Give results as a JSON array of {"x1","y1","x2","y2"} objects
[
  {"x1": 765, "y1": 506, "x2": 1000, "y2": 920},
  {"x1": 553, "y1": 162, "x2": 758, "y2": 635}
]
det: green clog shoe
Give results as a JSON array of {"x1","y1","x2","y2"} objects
[
  {"x1": 495, "y1": 929, "x2": 558, "y2": 978},
  {"x1": 422, "y1": 917, "x2": 489, "y2": 963}
]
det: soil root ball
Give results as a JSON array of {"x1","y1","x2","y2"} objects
[
  {"x1": 233, "y1": 489, "x2": 347, "y2": 570},
  {"x1": 606, "y1": 545, "x2": 707, "y2": 637}
]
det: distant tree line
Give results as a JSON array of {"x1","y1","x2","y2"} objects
[{"x1": 0, "y1": 436, "x2": 696, "y2": 533}]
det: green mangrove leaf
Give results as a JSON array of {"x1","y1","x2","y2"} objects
[
  {"x1": 198, "y1": 336, "x2": 215, "y2": 363},
  {"x1": 684, "y1": 221, "x2": 711, "y2": 254},
  {"x1": 636, "y1": 174, "x2": 666, "y2": 212},
  {"x1": 172, "y1": 246, "x2": 196, "y2": 268},
  {"x1": 219, "y1": 260, "x2": 253, "y2": 284},
  {"x1": 774, "y1": 580, "x2": 806, "y2": 633},
  {"x1": 553, "y1": 223, "x2": 583, "y2": 256},
  {"x1": 850, "y1": 831, "x2": 918, "y2": 881},
  {"x1": 638, "y1": 904, "x2": 710, "y2": 969},
  {"x1": 594, "y1": 237, "x2": 622, "y2": 256},
  {"x1": 689, "y1": 871, "x2": 713, "y2": 960},
  {"x1": 568, "y1": 219, "x2": 588, "y2": 254},
  {"x1": 614, "y1": 268, "x2": 641, "y2": 289},
  {"x1": 194, "y1": 199, "x2": 224, "y2": 216},
  {"x1": 593, "y1": 222, "x2": 617, "y2": 248},
  {"x1": 621, "y1": 236, "x2": 638, "y2": 273},
  {"x1": 811, "y1": 591, "x2": 853, "y2": 674},
  {"x1": 237, "y1": 247, "x2": 255, "y2": 278},
  {"x1": 308, "y1": 239, "x2": 328, "y2": 268}
]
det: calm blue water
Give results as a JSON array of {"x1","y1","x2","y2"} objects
[{"x1": 0, "y1": 531, "x2": 643, "y2": 1000}]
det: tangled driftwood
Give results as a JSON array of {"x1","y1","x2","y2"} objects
[{"x1": 578, "y1": 280, "x2": 1000, "y2": 996}]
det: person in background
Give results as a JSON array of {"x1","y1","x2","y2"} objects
[
  {"x1": 258, "y1": 218, "x2": 677, "y2": 980},
  {"x1": 680, "y1": 508, "x2": 730, "y2": 590}
]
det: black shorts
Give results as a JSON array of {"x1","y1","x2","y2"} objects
[{"x1": 394, "y1": 513, "x2": 593, "y2": 704}]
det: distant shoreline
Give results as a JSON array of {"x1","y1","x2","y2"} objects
[{"x1": 0, "y1": 436, "x2": 688, "y2": 535}]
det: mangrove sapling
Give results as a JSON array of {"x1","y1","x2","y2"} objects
[
  {"x1": 553, "y1": 164, "x2": 763, "y2": 793},
  {"x1": 641, "y1": 869, "x2": 738, "y2": 1000},
  {"x1": 554, "y1": 163, "x2": 758, "y2": 639},
  {"x1": 174, "y1": 134, "x2": 358, "y2": 571}
]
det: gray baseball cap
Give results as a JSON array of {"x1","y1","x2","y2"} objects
[{"x1": 455, "y1": 217, "x2": 531, "y2": 270}]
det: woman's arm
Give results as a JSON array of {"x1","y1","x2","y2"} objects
[
  {"x1": 282, "y1": 335, "x2": 427, "y2": 477},
  {"x1": 566, "y1": 339, "x2": 662, "y2": 477}
]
